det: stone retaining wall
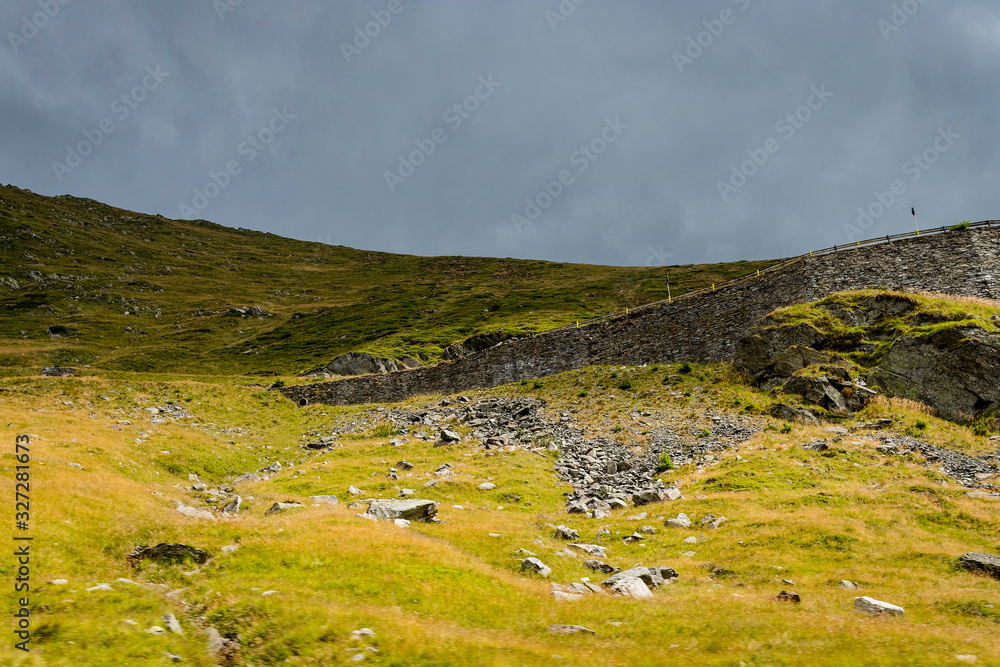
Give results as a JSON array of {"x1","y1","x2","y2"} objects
[{"x1": 280, "y1": 226, "x2": 1000, "y2": 406}]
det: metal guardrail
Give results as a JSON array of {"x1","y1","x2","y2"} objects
[{"x1": 544, "y1": 220, "x2": 999, "y2": 336}]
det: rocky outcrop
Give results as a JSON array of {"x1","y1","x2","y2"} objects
[
  {"x1": 736, "y1": 292, "x2": 1000, "y2": 421},
  {"x1": 869, "y1": 327, "x2": 1000, "y2": 421},
  {"x1": 324, "y1": 351, "x2": 420, "y2": 376}
]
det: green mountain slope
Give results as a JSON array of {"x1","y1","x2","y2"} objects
[{"x1": 0, "y1": 184, "x2": 778, "y2": 375}]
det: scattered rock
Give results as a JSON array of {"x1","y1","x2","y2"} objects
[
  {"x1": 960, "y1": 552, "x2": 1000, "y2": 579},
  {"x1": 232, "y1": 472, "x2": 261, "y2": 484},
  {"x1": 554, "y1": 525, "x2": 580, "y2": 540},
  {"x1": 264, "y1": 501, "x2": 303, "y2": 516},
  {"x1": 222, "y1": 496, "x2": 242, "y2": 514},
  {"x1": 854, "y1": 596, "x2": 904, "y2": 615},
  {"x1": 362, "y1": 499, "x2": 438, "y2": 522},
  {"x1": 175, "y1": 502, "x2": 214, "y2": 521},
  {"x1": 665, "y1": 513, "x2": 692, "y2": 528},
  {"x1": 776, "y1": 590, "x2": 801, "y2": 603},
  {"x1": 584, "y1": 559, "x2": 620, "y2": 574},
  {"x1": 145, "y1": 626, "x2": 166, "y2": 635},
  {"x1": 521, "y1": 557, "x2": 552, "y2": 578},
  {"x1": 568, "y1": 544, "x2": 607, "y2": 558},
  {"x1": 349, "y1": 485, "x2": 362, "y2": 495},
  {"x1": 395, "y1": 460, "x2": 414, "y2": 470},
  {"x1": 439, "y1": 428, "x2": 461, "y2": 443},
  {"x1": 393, "y1": 518, "x2": 410, "y2": 528},
  {"x1": 601, "y1": 565, "x2": 677, "y2": 598},
  {"x1": 478, "y1": 482, "x2": 496, "y2": 490},
  {"x1": 839, "y1": 580, "x2": 859, "y2": 590},
  {"x1": 351, "y1": 628, "x2": 376, "y2": 640},
  {"x1": 164, "y1": 613, "x2": 183, "y2": 635},
  {"x1": 802, "y1": 441, "x2": 829, "y2": 451},
  {"x1": 86, "y1": 583, "x2": 113, "y2": 591},
  {"x1": 310, "y1": 495, "x2": 339, "y2": 505},
  {"x1": 548, "y1": 624, "x2": 595, "y2": 635}
]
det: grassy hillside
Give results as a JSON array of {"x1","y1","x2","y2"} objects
[
  {"x1": 0, "y1": 185, "x2": 778, "y2": 376},
  {"x1": 1, "y1": 363, "x2": 998, "y2": 665}
]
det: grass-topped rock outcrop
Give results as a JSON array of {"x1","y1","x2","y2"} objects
[{"x1": 736, "y1": 290, "x2": 1000, "y2": 422}]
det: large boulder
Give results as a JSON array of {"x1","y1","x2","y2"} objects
[
  {"x1": 326, "y1": 352, "x2": 409, "y2": 376},
  {"x1": 361, "y1": 499, "x2": 438, "y2": 522},
  {"x1": 960, "y1": 552, "x2": 1000, "y2": 579},
  {"x1": 442, "y1": 331, "x2": 515, "y2": 360}
]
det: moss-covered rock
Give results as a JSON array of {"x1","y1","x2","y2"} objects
[{"x1": 736, "y1": 290, "x2": 1000, "y2": 421}]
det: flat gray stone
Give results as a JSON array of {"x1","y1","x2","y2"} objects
[
  {"x1": 264, "y1": 501, "x2": 303, "y2": 516},
  {"x1": 567, "y1": 543, "x2": 607, "y2": 558},
  {"x1": 854, "y1": 596, "x2": 904, "y2": 615},
  {"x1": 363, "y1": 499, "x2": 438, "y2": 522},
  {"x1": 548, "y1": 624, "x2": 595, "y2": 635}
]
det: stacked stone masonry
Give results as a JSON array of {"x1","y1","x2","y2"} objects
[{"x1": 280, "y1": 226, "x2": 1000, "y2": 406}]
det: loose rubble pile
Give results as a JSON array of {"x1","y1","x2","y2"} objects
[
  {"x1": 557, "y1": 416, "x2": 757, "y2": 516},
  {"x1": 876, "y1": 435, "x2": 999, "y2": 487}
]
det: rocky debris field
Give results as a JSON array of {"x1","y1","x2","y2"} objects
[
  {"x1": 195, "y1": 395, "x2": 997, "y2": 522},
  {"x1": 877, "y1": 434, "x2": 999, "y2": 487}
]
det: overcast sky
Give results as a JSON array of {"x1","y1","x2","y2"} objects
[{"x1": 2, "y1": 1, "x2": 998, "y2": 266}]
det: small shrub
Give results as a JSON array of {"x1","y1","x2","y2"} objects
[
  {"x1": 610, "y1": 371, "x2": 618, "y2": 378},
  {"x1": 655, "y1": 452, "x2": 674, "y2": 472},
  {"x1": 617, "y1": 379, "x2": 634, "y2": 391},
  {"x1": 698, "y1": 428, "x2": 710, "y2": 438},
  {"x1": 578, "y1": 391, "x2": 588, "y2": 397},
  {"x1": 679, "y1": 363, "x2": 692, "y2": 375},
  {"x1": 650, "y1": 365, "x2": 659, "y2": 372},
  {"x1": 914, "y1": 419, "x2": 927, "y2": 430},
  {"x1": 951, "y1": 220, "x2": 972, "y2": 231},
  {"x1": 612, "y1": 425, "x2": 623, "y2": 433},
  {"x1": 532, "y1": 380, "x2": 543, "y2": 389},
  {"x1": 780, "y1": 424, "x2": 792, "y2": 433}
]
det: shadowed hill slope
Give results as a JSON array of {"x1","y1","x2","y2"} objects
[{"x1": 0, "y1": 184, "x2": 777, "y2": 375}]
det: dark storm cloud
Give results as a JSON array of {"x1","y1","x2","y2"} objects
[{"x1": 1, "y1": 0, "x2": 997, "y2": 265}]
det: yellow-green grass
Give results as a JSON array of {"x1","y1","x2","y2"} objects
[{"x1": 2, "y1": 364, "x2": 999, "y2": 665}]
